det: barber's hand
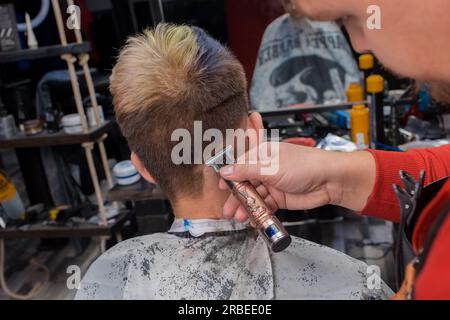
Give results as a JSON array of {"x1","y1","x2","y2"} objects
[{"x1": 219, "y1": 142, "x2": 375, "y2": 222}]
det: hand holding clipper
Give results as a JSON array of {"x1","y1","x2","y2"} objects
[{"x1": 206, "y1": 146, "x2": 292, "y2": 252}]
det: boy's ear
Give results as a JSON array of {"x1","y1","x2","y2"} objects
[
  {"x1": 131, "y1": 152, "x2": 156, "y2": 184},
  {"x1": 247, "y1": 112, "x2": 264, "y2": 130}
]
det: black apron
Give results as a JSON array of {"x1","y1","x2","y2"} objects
[{"x1": 394, "y1": 173, "x2": 449, "y2": 291}]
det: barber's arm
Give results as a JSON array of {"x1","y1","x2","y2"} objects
[
  {"x1": 219, "y1": 143, "x2": 450, "y2": 222},
  {"x1": 362, "y1": 146, "x2": 450, "y2": 221}
]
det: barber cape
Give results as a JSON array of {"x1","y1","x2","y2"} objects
[
  {"x1": 75, "y1": 219, "x2": 393, "y2": 300},
  {"x1": 250, "y1": 14, "x2": 360, "y2": 110}
]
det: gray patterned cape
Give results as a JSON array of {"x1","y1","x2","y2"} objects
[{"x1": 75, "y1": 219, "x2": 393, "y2": 299}]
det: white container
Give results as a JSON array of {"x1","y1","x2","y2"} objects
[
  {"x1": 113, "y1": 160, "x2": 141, "y2": 186},
  {"x1": 0, "y1": 115, "x2": 17, "y2": 138},
  {"x1": 61, "y1": 114, "x2": 83, "y2": 134},
  {"x1": 87, "y1": 105, "x2": 105, "y2": 127}
]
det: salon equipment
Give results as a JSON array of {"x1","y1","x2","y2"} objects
[
  {"x1": 51, "y1": 204, "x2": 95, "y2": 224},
  {"x1": 16, "y1": 0, "x2": 51, "y2": 32},
  {"x1": 41, "y1": 84, "x2": 60, "y2": 133},
  {"x1": 0, "y1": 4, "x2": 20, "y2": 52},
  {"x1": 0, "y1": 170, "x2": 25, "y2": 220},
  {"x1": 347, "y1": 83, "x2": 368, "y2": 145},
  {"x1": 403, "y1": 116, "x2": 436, "y2": 140},
  {"x1": 257, "y1": 101, "x2": 359, "y2": 118},
  {"x1": 206, "y1": 146, "x2": 291, "y2": 253},
  {"x1": 25, "y1": 12, "x2": 38, "y2": 49},
  {"x1": 350, "y1": 104, "x2": 370, "y2": 149},
  {"x1": 87, "y1": 105, "x2": 104, "y2": 127},
  {"x1": 347, "y1": 83, "x2": 364, "y2": 103},
  {"x1": 265, "y1": 117, "x2": 313, "y2": 139},
  {"x1": 316, "y1": 133, "x2": 358, "y2": 152},
  {"x1": 359, "y1": 54, "x2": 375, "y2": 98},
  {"x1": 56, "y1": 0, "x2": 115, "y2": 221},
  {"x1": 61, "y1": 113, "x2": 82, "y2": 134},
  {"x1": 113, "y1": 160, "x2": 140, "y2": 186},
  {"x1": 0, "y1": 115, "x2": 17, "y2": 138},
  {"x1": 367, "y1": 75, "x2": 385, "y2": 149},
  {"x1": 23, "y1": 119, "x2": 43, "y2": 136}
]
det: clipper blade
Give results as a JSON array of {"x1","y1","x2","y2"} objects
[{"x1": 205, "y1": 145, "x2": 234, "y2": 172}]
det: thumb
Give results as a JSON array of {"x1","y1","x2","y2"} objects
[{"x1": 219, "y1": 162, "x2": 263, "y2": 182}]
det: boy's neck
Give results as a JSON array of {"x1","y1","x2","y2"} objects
[
  {"x1": 171, "y1": 178, "x2": 230, "y2": 220},
  {"x1": 172, "y1": 191, "x2": 229, "y2": 220}
]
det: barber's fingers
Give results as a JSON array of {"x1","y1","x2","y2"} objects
[
  {"x1": 222, "y1": 193, "x2": 248, "y2": 221},
  {"x1": 220, "y1": 178, "x2": 262, "y2": 219},
  {"x1": 219, "y1": 178, "x2": 262, "y2": 190},
  {"x1": 219, "y1": 162, "x2": 264, "y2": 183},
  {"x1": 218, "y1": 178, "x2": 229, "y2": 191},
  {"x1": 255, "y1": 183, "x2": 278, "y2": 212},
  {"x1": 220, "y1": 140, "x2": 280, "y2": 183},
  {"x1": 234, "y1": 206, "x2": 248, "y2": 222},
  {"x1": 222, "y1": 180, "x2": 279, "y2": 220},
  {"x1": 223, "y1": 192, "x2": 241, "y2": 219}
]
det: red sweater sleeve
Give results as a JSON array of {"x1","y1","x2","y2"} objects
[{"x1": 361, "y1": 145, "x2": 450, "y2": 222}]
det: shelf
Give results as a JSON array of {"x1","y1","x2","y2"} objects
[
  {"x1": 0, "y1": 120, "x2": 115, "y2": 149},
  {"x1": 0, "y1": 42, "x2": 91, "y2": 64},
  {"x1": 108, "y1": 179, "x2": 167, "y2": 202},
  {"x1": 257, "y1": 101, "x2": 357, "y2": 118},
  {"x1": 0, "y1": 211, "x2": 131, "y2": 240}
]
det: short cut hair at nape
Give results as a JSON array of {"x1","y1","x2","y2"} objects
[{"x1": 110, "y1": 24, "x2": 248, "y2": 201}]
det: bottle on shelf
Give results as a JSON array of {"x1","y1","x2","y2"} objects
[
  {"x1": 0, "y1": 96, "x2": 17, "y2": 138},
  {"x1": 359, "y1": 54, "x2": 375, "y2": 98},
  {"x1": 367, "y1": 74, "x2": 385, "y2": 149},
  {"x1": 347, "y1": 83, "x2": 370, "y2": 149},
  {"x1": 347, "y1": 82, "x2": 364, "y2": 103},
  {"x1": 350, "y1": 104, "x2": 370, "y2": 150},
  {"x1": 0, "y1": 170, "x2": 25, "y2": 220},
  {"x1": 41, "y1": 84, "x2": 60, "y2": 133},
  {"x1": 25, "y1": 12, "x2": 38, "y2": 49}
]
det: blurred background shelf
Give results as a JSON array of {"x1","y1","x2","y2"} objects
[
  {"x1": 0, "y1": 120, "x2": 114, "y2": 149},
  {"x1": 108, "y1": 179, "x2": 167, "y2": 202},
  {"x1": 0, "y1": 210, "x2": 132, "y2": 240},
  {"x1": 0, "y1": 42, "x2": 91, "y2": 64}
]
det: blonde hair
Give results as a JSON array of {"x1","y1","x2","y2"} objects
[
  {"x1": 110, "y1": 24, "x2": 248, "y2": 200},
  {"x1": 111, "y1": 24, "x2": 201, "y2": 115}
]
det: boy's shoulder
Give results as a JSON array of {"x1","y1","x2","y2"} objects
[
  {"x1": 102, "y1": 233, "x2": 178, "y2": 256},
  {"x1": 75, "y1": 233, "x2": 181, "y2": 299},
  {"x1": 273, "y1": 236, "x2": 393, "y2": 299},
  {"x1": 288, "y1": 236, "x2": 364, "y2": 264}
]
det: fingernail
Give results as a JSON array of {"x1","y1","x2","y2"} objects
[{"x1": 220, "y1": 165, "x2": 234, "y2": 176}]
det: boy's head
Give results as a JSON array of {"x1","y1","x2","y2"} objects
[{"x1": 110, "y1": 24, "x2": 254, "y2": 202}]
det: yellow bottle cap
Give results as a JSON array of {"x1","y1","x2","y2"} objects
[
  {"x1": 347, "y1": 83, "x2": 364, "y2": 102},
  {"x1": 49, "y1": 208, "x2": 60, "y2": 221},
  {"x1": 359, "y1": 54, "x2": 374, "y2": 70},
  {"x1": 366, "y1": 75, "x2": 384, "y2": 93}
]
